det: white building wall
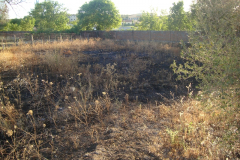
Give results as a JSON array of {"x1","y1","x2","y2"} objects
[{"x1": 68, "y1": 14, "x2": 77, "y2": 22}]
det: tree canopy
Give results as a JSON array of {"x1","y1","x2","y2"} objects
[
  {"x1": 0, "y1": 1, "x2": 8, "y2": 30},
  {"x1": 30, "y1": 0, "x2": 70, "y2": 31},
  {"x1": 10, "y1": 18, "x2": 22, "y2": 25},
  {"x1": 135, "y1": 9, "x2": 168, "y2": 31},
  {"x1": 77, "y1": 0, "x2": 122, "y2": 31},
  {"x1": 20, "y1": 16, "x2": 35, "y2": 31},
  {"x1": 3, "y1": 16, "x2": 35, "y2": 31},
  {"x1": 171, "y1": 0, "x2": 240, "y2": 92},
  {"x1": 168, "y1": 1, "x2": 193, "y2": 31},
  {"x1": 135, "y1": 10, "x2": 161, "y2": 31}
]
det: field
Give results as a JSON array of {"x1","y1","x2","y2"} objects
[{"x1": 0, "y1": 39, "x2": 239, "y2": 159}]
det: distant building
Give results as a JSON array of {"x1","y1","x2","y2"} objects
[
  {"x1": 68, "y1": 14, "x2": 77, "y2": 22},
  {"x1": 128, "y1": 13, "x2": 142, "y2": 21},
  {"x1": 122, "y1": 19, "x2": 133, "y2": 25},
  {"x1": 121, "y1": 13, "x2": 142, "y2": 26}
]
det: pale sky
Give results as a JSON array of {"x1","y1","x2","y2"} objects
[{"x1": 8, "y1": 0, "x2": 195, "y2": 19}]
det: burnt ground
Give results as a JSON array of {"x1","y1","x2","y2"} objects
[
  {"x1": 1, "y1": 49, "x2": 198, "y2": 109},
  {"x1": 0, "y1": 48, "x2": 199, "y2": 159},
  {"x1": 80, "y1": 49, "x2": 197, "y2": 102}
]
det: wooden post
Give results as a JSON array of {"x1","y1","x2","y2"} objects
[
  {"x1": 71, "y1": 35, "x2": 72, "y2": 42},
  {"x1": 132, "y1": 30, "x2": 134, "y2": 41},
  {"x1": 49, "y1": 35, "x2": 50, "y2": 42},
  {"x1": 31, "y1": 34, "x2": 34, "y2": 46},
  {"x1": 150, "y1": 31, "x2": 151, "y2": 41},
  {"x1": 87, "y1": 33, "x2": 89, "y2": 42},
  {"x1": 14, "y1": 35, "x2": 16, "y2": 46},
  {"x1": 6, "y1": 35, "x2": 7, "y2": 48},
  {"x1": 19, "y1": 37, "x2": 22, "y2": 45},
  {"x1": 60, "y1": 33, "x2": 62, "y2": 42},
  {"x1": 2, "y1": 38, "x2": 4, "y2": 50}
]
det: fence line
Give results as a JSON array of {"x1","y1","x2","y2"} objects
[{"x1": 0, "y1": 31, "x2": 189, "y2": 48}]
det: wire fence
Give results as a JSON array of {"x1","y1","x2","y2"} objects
[{"x1": 0, "y1": 31, "x2": 189, "y2": 48}]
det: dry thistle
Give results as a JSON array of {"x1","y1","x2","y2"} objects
[
  {"x1": 27, "y1": 110, "x2": 33, "y2": 116},
  {"x1": 6, "y1": 129, "x2": 13, "y2": 137}
]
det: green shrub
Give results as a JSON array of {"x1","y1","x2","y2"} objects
[{"x1": 171, "y1": 0, "x2": 240, "y2": 96}]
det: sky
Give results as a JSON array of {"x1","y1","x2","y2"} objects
[{"x1": 8, "y1": 0, "x2": 195, "y2": 19}]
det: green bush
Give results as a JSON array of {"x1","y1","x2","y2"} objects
[
  {"x1": 171, "y1": 2, "x2": 240, "y2": 156},
  {"x1": 171, "y1": 0, "x2": 240, "y2": 96}
]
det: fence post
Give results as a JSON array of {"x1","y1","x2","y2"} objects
[
  {"x1": 20, "y1": 37, "x2": 23, "y2": 45},
  {"x1": 170, "y1": 31, "x2": 172, "y2": 47},
  {"x1": 132, "y1": 30, "x2": 134, "y2": 41},
  {"x1": 14, "y1": 35, "x2": 16, "y2": 46},
  {"x1": 149, "y1": 31, "x2": 151, "y2": 41},
  {"x1": 60, "y1": 33, "x2": 62, "y2": 42},
  {"x1": 31, "y1": 34, "x2": 34, "y2": 46},
  {"x1": 2, "y1": 38, "x2": 4, "y2": 50},
  {"x1": 87, "y1": 33, "x2": 89, "y2": 42}
]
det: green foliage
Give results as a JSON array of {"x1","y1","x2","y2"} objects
[
  {"x1": 168, "y1": 1, "x2": 193, "y2": 31},
  {"x1": 159, "y1": 16, "x2": 169, "y2": 31},
  {"x1": 70, "y1": 20, "x2": 78, "y2": 26},
  {"x1": 135, "y1": 9, "x2": 168, "y2": 31},
  {"x1": 10, "y1": 18, "x2": 22, "y2": 25},
  {"x1": 77, "y1": 0, "x2": 122, "y2": 31},
  {"x1": 20, "y1": 16, "x2": 35, "y2": 31},
  {"x1": 159, "y1": 10, "x2": 169, "y2": 31},
  {"x1": 135, "y1": 9, "x2": 160, "y2": 31},
  {"x1": 3, "y1": 22, "x2": 21, "y2": 31},
  {"x1": 3, "y1": 16, "x2": 35, "y2": 31},
  {"x1": 30, "y1": 0, "x2": 70, "y2": 31},
  {"x1": 0, "y1": 3, "x2": 8, "y2": 31},
  {"x1": 0, "y1": 2, "x2": 8, "y2": 20},
  {"x1": 171, "y1": 0, "x2": 240, "y2": 93}
]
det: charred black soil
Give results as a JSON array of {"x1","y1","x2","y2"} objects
[{"x1": 0, "y1": 44, "x2": 200, "y2": 159}]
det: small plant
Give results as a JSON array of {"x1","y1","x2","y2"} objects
[{"x1": 166, "y1": 128, "x2": 179, "y2": 143}]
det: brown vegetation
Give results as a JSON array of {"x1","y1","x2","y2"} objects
[{"x1": 0, "y1": 39, "x2": 239, "y2": 159}]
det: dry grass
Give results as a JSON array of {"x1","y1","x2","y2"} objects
[
  {"x1": 0, "y1": 50, "x2": 37, "y2": 72},
  {"x1": 0, "y1": 38, "x2": 239, "y2": 159}
]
